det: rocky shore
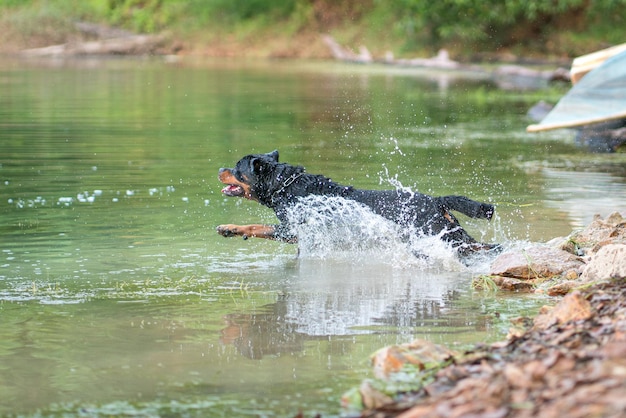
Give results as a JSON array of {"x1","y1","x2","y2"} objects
[
  {"x1": 483, "y1": 212, "x2": 625, "y2": 295},
  {"x1": 341, "y1": 212, "x2": 626, "y2": 418}
]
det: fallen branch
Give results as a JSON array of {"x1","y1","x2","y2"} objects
[
  {"x1": 21, "y1": 34, "x2": 165, "y2": 57},
  {"x1": 320, "y1": 35, "x2": 570, "y2": 84},
  {"x1": 321, "y1": 35, "x2": 461, "y2": 69},
  {"x1": 321, "y1": 35, "x2": 373, "y2": 63}
]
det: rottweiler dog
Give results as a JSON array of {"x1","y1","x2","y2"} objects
[{"x1": 217, "y1": 150, "x2": 499, "y2": 257}]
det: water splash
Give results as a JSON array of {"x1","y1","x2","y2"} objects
[
  {"x1": 285, "y1": 195, "x2": 466, "y2": 271},
  {"x1": 378, "y1": 163, "x2": 414, "y2": 194},
  {"x1": 6, "y1": 185, "x2": 184, "y2": 208}
]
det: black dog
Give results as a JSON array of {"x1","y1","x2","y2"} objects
[{"x1": 217, "y1": 150, "x2": 499, "y2": 256}]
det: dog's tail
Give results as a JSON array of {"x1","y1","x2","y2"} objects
[{"x1": 439, "y1": 195, "x2": 495, "y2": 220}]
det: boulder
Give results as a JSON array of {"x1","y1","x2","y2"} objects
[
  {"x1": 490, "y1": 246, "x2": 584, "y2": 281},
  {"x1": 561, "y1": 212, "x2": 626, "y2": 256},
  {"x1": 532, "y1": 291, "x2": 593, "y2": 330},
  {"x1": 581, "y1": 243, "x2": 626, "y2": 281},
  {"x1": 371, "y1": 340, "x2": 455, "y2": 380},
  {"x1": 491, "y1": 276, "x2": 535, "y2": 292}
]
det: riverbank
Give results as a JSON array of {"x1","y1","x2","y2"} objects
[
  {"x1": 1, "y1": 1, "x2": 625, "y2": 64},
  {"x1": 341, "y1": 213, "x2": 626, "y2": 418},
  {"x1": 346, "y1": 278, "x2": 625, "y2": 418}
]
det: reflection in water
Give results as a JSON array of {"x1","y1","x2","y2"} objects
[
  {"x1": 221, "y1": 301, "x2": 305, "y2": 360},
  {"x1": 219, "y1": 256, "x2": 497, "y2": 361},
  {"x1": 287, "y1": 260, "x2": 467, "y2": 336}
]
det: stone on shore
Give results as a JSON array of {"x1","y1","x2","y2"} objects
[
  {"x1": 581, "y1": 244, "x2": 626, "y2": 281},
  {"x1": 486, "y1": 212, "x2": 625, "y2": 293},
  {"x1": 371, "y1": 340, "x2": 456, "y2": 379},
  {"x1": 560, "y1": 212, "x2": 626, "y2": 255},
  {"x1": 532, "y1": 290, "x2": 593, "y2": 330},
  {"x1": 490, "y1": 246, "x2": 583, "y2": 281}
]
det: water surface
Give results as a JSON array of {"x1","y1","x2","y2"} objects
[{"x1": 1, "y1": 57, "x2": 625, "y2": 416}]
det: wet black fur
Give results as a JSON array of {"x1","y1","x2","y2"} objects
[{"x1": 223, "y1": 150, "x2": 498, "y2": 256}]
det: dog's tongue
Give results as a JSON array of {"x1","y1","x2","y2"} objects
[{"x1": 222, "y1": 185, "x2": 243, "y2": 196}]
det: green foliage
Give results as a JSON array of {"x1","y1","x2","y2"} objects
[
  {"x1": 385, "y1": 0, "x2": 626, "y2": 53},
  {"x1": 100, "y1": 0, "x2": 166, "y2": 33},
  {"x1": 0, "y1": 0, "x2": 27, "y2": 6},
  {"x1": 1, "y1": 0, "x2": 625, "y2": 55},
  {"x1": 0, "y1": 0, "x2": 96, "y2": 43},
  {"x1": 91, "y1": 0, "x2": 299, "y2": 33},
  {"x1": 199, "y1": 0, "x2": 298, "y2": 22}
]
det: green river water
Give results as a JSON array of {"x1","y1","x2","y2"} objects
[{"x1": 1, "y1": 57, "x2": 625, "y2": 417}]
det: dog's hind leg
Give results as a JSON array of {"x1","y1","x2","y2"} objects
[
  {"x1": 431, "y1": 209, "x2": 501, "y2": 257},
  {"x1": 440, "y1": 225, "x2": 501, "y2": 257},
  {"x1": 439, "y1": 196, "x2": 495, "y2": 220}
]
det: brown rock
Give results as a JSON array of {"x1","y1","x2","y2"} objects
[
  {"x1": 371, "y1": 340, "x2": 455, "y2": 379},
  {"x1": 359, "y1": 380, "x2": 393, "y2": 409},
  {"x1": 490, "y1": 246, "x2": 584, "y2": 280},
  {"x1": 491, "y1": 276, "x2": 535, "y2": 292},
  {"x1": 533, "y1": 291, "x2": 593, "y2": 330},
  {"x1": 546, "y1": 281, "x2": 577, "y2": 296},
  {"x1": 566, "y1": 212, "x2": 626, "y2": 255},
  {"x1": 580, "y1": 244, "x2": 626, "y2": 281}
]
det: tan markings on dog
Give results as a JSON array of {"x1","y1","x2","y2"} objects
[
  {"x1": 218, "y1": 169, "x2": 254, "y2": 200},
  {"x1": 443, "y1": 211, "x2": 454, "y2": 223},
  {"x1": 217, "y1": 224, "x2": 277, "y2": 239}
]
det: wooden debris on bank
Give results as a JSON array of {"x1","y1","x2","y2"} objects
[
  {"x1": 21, "y1": 22, "x2": 165, "y2": 56},
  {"x1": 321, "y1": 35, "x2": 373, "y2": 63},
  {"x1": 392, "y1": 49, "x2": 461, "y2": 70},
  {"x1": 320, "y1": 35, "x2": 570, "y2": 82},
  {"x1": 22, "y1": 35, "x2": 164, "y2": 56},
  {"x1": 322, "y1": 35, "x2": 461, "y2": 69},
  {"x1": 494, "y1": 64, "x2": 571, "y2": 82}
]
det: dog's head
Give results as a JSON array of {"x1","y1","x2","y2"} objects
[{"x1": 218, "y1": 150, "x2": 285, "y2": 203}]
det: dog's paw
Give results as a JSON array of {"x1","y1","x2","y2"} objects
[
  {"x1": 216, "y1": 224, "x2": 240, "y2": 238},
  {"x1": 482, "y1": 204, "x2": 495, "y2": 221}
]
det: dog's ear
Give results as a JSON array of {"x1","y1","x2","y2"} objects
[
  {"x1": 267, "y1": 150, "x2": 279, "y2": 162},
  {"x1": 252, "y1": 157, "x2": 263, "y2": 174}
]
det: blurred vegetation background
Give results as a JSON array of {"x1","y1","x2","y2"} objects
[{"x1": 1, "y1": 0, "x2": 625, "y2": 59}]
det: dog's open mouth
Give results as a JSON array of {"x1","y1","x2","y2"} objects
[{"x1": 221, "y1": 184, "x2": 244, "y2": 197}]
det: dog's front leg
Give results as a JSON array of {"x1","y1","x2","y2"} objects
[
  {"x1": 216, "y1": 224, "x2": 275, "y2": 240},
  {"x1": 216, "y1": 224, "x2": 297, "y2": 243}
]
